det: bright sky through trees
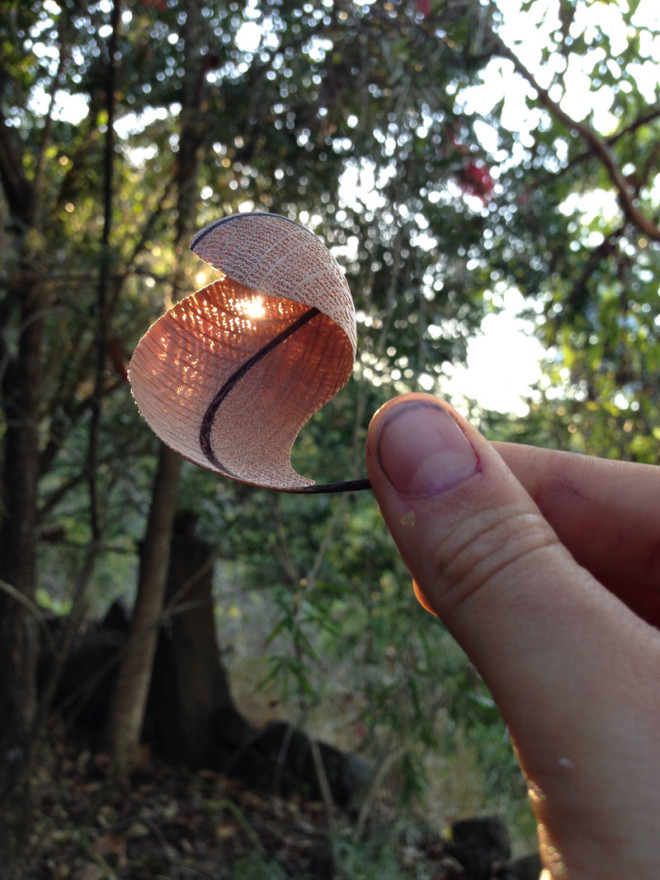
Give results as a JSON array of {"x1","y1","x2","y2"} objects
[
  {"x1": 42, "y1": 0, "x2": 659, "y2": 416},
  {"x1": 236, "y1": 0, "x2": 657, "y2": 416},
  {"x1": 419, "y1": 0, "x2": 659, "y2": 415}
]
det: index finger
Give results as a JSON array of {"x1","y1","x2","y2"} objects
[{"x1": 495, "y1": 442, "x2": 660, "y2": 625}]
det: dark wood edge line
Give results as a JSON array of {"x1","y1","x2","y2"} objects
[
  {"x1": 293, "y1": 477, "x2": 372, "y2": 494},
  {"x1": 197, "y1": 303, "x2": 373, "y2": 495},
  {"x1": 199, "y1": 306, "x2": 321, "y2": 473},
  {"x1": 191, "y1": 212, "x2": 304, "y2": 252}
]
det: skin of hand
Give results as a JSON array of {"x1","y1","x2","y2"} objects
[{"x1": 365, "y1": 392, "x2": 660, "y2": 880}]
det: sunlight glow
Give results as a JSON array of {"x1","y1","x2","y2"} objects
[
  {"x1": 443, "y1": 296, "x2": 544, "y2": 416},
  {"x1": 235, "y1": 21, "x2": 262, "y2": 53},
  {"x1": 238, "y1": 295, "x2": 267, "y2": 320}
]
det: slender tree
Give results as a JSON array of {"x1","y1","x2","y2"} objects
[
  {"x1": 106, "y1": 0, "x2": 212, "y2": 780},
  {"x1": 0, "y1": 17, "x2": 59, "y2": 848}
]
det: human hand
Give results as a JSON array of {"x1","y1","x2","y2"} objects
[{"x1": 365, "y1": 392, "x2": 660, "y2": 880}]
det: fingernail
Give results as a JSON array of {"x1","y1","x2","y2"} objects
[{"x1": 377, "y1": 401, "x2": 479, "y2": 497}]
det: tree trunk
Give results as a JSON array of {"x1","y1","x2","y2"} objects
[
  {"x1": 105, "y1": 0, "x2": 208, "y2": 780},
  {"x1": 148, "y1": 512, "x2": 253, "y2": 768},
  {"x1": 0, "y1": 273, "x2": 43, "y2": 851},
  {"x1": 107, "y1": 445, "x2": 182, "y2": 780}
]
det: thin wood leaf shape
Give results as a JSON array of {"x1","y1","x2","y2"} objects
[{"x1": 129, "y1": 213, "x2": 358, "y2": 491}]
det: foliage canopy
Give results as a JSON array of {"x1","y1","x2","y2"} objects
[{"x1": 1, "y1": 0, "x2": 658, "y2": 839}]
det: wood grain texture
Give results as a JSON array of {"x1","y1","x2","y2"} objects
[{"x1": 129, "y1": 214, "x2": 357, "y2": 491}]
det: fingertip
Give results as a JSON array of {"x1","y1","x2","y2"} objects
[{"x1": 366, "y1": 393, "x2": 480, "y2": 499}]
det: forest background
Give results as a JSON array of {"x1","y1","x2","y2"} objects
[{"x1": 0, "y1": 0, "x2": 659, "y2": 876}]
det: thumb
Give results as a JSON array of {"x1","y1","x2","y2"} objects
[
  {"x1": 365, "y1": 392, "x2": 652, "y2": 765},
  {"x1": 366, "y1": 393, "x2": 660, "y2": 878}
]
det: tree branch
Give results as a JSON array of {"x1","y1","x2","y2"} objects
[
  {"x1": 495, "y1": 41, "x2": 660, "y2": 243},
  {"x1": 564, "y1": 224, "x2": 624, "y2": 319},
  {"x1": 563, "y1": 105, "x2": 660, "y2": 176},
  {"x1": 32, "y1": 14, "x2": 71, "y2": 225},
  {"x1": 88, "y1": 0, "x2": 121, "y2": 544},
  {"x1": 0, "y1": 108, "x2": 32, "y2": 226}
]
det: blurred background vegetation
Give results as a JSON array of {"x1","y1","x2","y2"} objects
[{"x1": 0, "y1": 0, "x2": 658, "y2": 873}]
